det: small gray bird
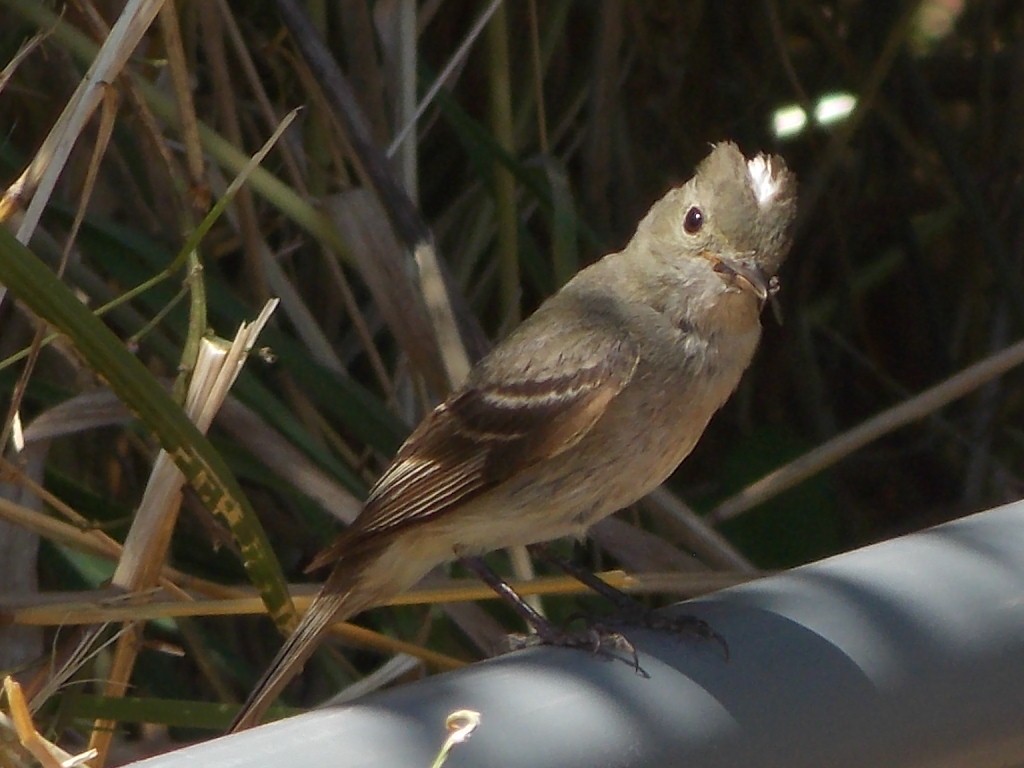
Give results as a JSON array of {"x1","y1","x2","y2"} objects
[{"x1": 230, "y1": 141, "x2": 798, "y2": 730}]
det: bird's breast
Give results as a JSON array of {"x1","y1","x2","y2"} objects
[{"x1": 427, "y1": 301, "x2": 764, "y2": 554}]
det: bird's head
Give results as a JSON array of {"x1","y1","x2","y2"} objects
[{"x1": 641, "y1": 142, "x2": 798, "y2": 305}]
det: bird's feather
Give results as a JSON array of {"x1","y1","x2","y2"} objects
[{"x1": 306, "y1": 331, "x2": 639, "y2": 571}]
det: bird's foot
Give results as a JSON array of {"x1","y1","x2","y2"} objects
[
  {"x1": 504, "y1": 620, "x2": 642, "y2": 670},
  {"x1": 525, "y1": 545, "x2": 728, "y2": 659},
  {"x1": 601, "y1": 607, "x2": 729, "y2": 660}
]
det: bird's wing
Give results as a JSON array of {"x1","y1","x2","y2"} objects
[{"x1": 306, "y1": 332, "x2": 639, "y2": 571}]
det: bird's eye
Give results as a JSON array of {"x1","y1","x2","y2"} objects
[{"x1": 683, "y1": 206, "x2": 704, "y2": 234}]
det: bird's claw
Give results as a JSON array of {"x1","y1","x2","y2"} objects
[
  {"x1": 603, "y1": 609, "x2": 729, "y2": 661},
  {"x1": 503, "y1": 623, "x2": 642, "y2": 671}
]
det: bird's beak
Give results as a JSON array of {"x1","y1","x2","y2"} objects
[{"x1": 711, "y1": 255, "x2": 776, "y2": 305}]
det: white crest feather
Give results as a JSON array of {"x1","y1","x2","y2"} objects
[{"x1": 746, "y1": 154, "x2": 782, "y2": 207}]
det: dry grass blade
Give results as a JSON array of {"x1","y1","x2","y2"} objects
[
  {"x1": 273, "y1": 0, "x2": 429, "y2": 248},
  {"x1": 486, "y1": 2, "x2": 519, "y2": 329},
  {"x1": 112, "y1": 302, "x2": 280, "y2": 588},
  {"x1": 3, "y1": 571, "x2": 691, "y2": 626},
  {"x1": 320, "y1": 654, "x2": 422, "y2": 707},
  {"x1": 0, "y1": 481, "x2": 234, "y2": 601},
  {"x1": 4, "y1": 589, "x2": 467, "y2": 672},
  {"x1": 0, "y1": 0, "x2": 165, "y2": 246},
  {"x1": 211, "y1": 0, "x2": 306, "y2": 192},
  {"x1": 385, "y1": 0, "x2": 503, "y2": 156},
  {"x1": 158, "y1": 1, "x2": 206, "y2": 203},
  {"x1": 710, "y1": 337, "x2": 1024, "y2": 525},
  {"x1": 642, "y1": 488, "x2": 756, "y2": 573},
  {"x1": 216, "y1": 399, "x2": 363, "y2": 524},
  {"x1": 0, "y1": 79, "x2": 120, "y2": 454},
  {"x1": 3, "y1": 676, "x2": 97, "y2": 768},
  {"x1": 415, "y1": 241, "x2": 472, "y2": 386},
  {"x1": 589, "y1": 515, "x2": 741, "y2": 574},
  {"x1": 22, "y1": 382, "x2": 362, "y2": 526},
  {"x1": 386, "y1": 0, "x2": 502, "y2": 159},
  {"x1": 275, "y1": 0, "x2": 487, "y2": 387},
  {"x1": 0, "y1": 26, "x2": 49, "y2": 97},
  {"x1": 28, "y1": 624, "x2": 124, "y2": 716},
  {"x1": 90, "y1": 301, "x2": 277, "y2": 761},
  {"x1": 326, "y1": 191, "x2": 449, "y2": 385}
]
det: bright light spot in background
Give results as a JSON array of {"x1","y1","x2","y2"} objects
[
  {"x1": 771, "y1": 91, "x2": 858, "y2": 140},
  {"x1": 773, "y1": 105, "x2": 807, "y2": 139},
  {"x1": 815, "y1": 92, "x2": 857, "y2": 127},
  {"x1": 912, "y1": 0, "x2": 965, "y2": 53}
]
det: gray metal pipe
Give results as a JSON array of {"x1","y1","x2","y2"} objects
[{"x1": 127, "y1": 499, "x2": 1024, "y2": 768}]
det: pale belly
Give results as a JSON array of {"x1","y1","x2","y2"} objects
[{"x1": 438, "y1": 363, "x2": 748, "y2": 554}]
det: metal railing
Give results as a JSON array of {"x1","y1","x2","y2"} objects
[{"x1": 126, "y1": 499, "x2": 1024, "y2": 768}]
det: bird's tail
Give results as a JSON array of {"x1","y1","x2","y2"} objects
[{"x1": 227, "y1": 547, "x2": 383, "y2": 733}]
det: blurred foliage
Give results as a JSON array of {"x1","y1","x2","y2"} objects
[{"x1": 0, "y1": 0, "x2": 1023, "y2": 756}]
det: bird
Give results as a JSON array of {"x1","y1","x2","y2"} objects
[{"x1": 229, "y1": 141, "x2": 797, "y2": 731}]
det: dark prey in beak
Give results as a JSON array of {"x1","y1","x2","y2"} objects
[{"x1": 712, "y1": 256, "x2": 777, "y2": 305}]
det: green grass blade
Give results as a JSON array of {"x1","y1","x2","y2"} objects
[{"x1": 0, "y1": 227, "x2": 295, "y2": 632}]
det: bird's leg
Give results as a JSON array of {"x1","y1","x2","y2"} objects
[
  {"x1": 458, "y1": 556, "x2": 636, "y2": 664},
  {"x1": 528, "y1": 543, "x2": 728, "y2": 659},
  {"x1": 459, "y1": 556, "x2": 556, "y2": 639},
  {"x1": 529, "y1": 543, "x2": 642, "y2": 612}
]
